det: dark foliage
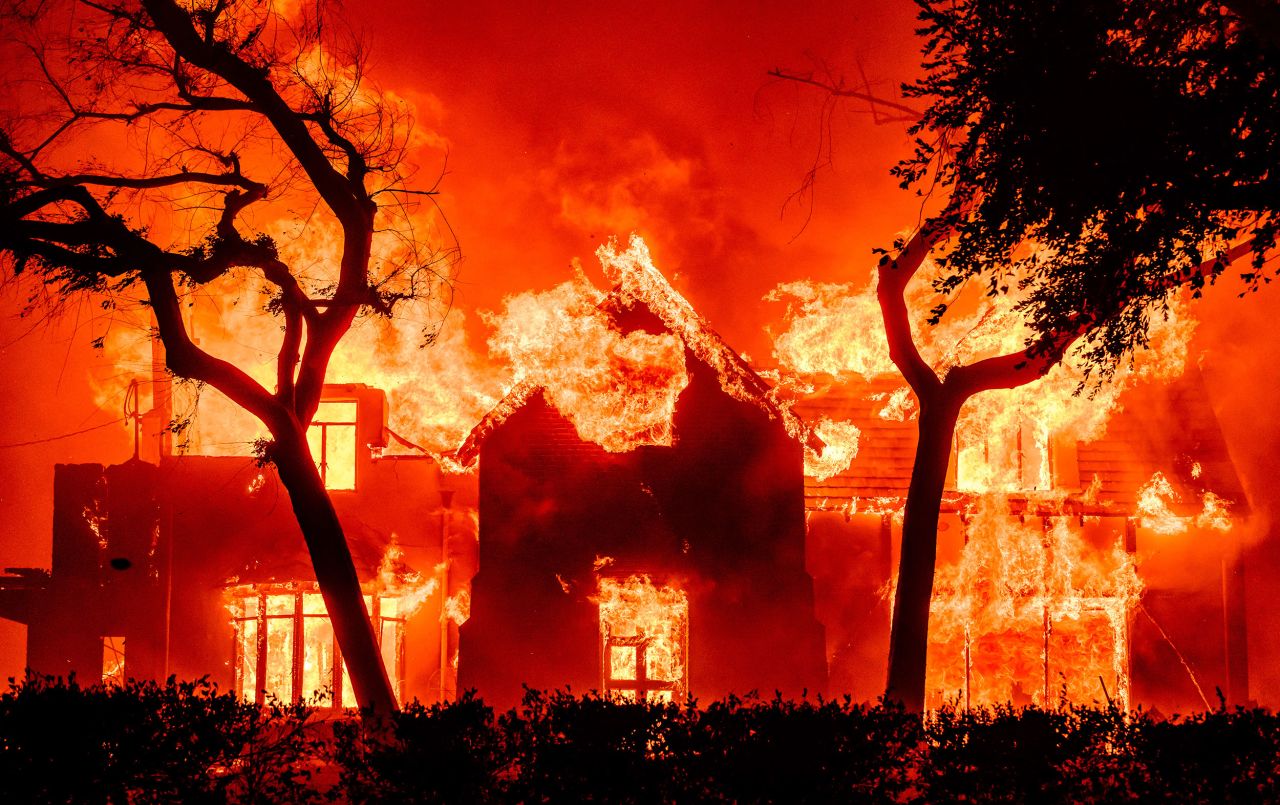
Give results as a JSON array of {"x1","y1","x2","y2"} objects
[
  {"x1": 4, "y1": 678, "x2": 1280, "y2": 803},
  {"x1": 900, "y1": 0, "x2": 1280, "y2": 376},
  {"x1": 0, "y1": 675, "x2": 326, "y2": 803}
]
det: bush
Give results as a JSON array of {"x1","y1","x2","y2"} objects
[
  {"x1": 4, "y1": 676, "x2": 1280, "y2": 803},
  {"x1": 332, "y1": 690, "x2": 506, "y2": 803},
  {"x1": 0, "y1": 675, "x2": 326, "y2": 804}
]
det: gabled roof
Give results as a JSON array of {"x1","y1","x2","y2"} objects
[{"x1": 452, "y1": 251, "x2": 820, "y2": 469}]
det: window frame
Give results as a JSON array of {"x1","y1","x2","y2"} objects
[
  {"x1": 307, "y1": 400, "x2": 360, "y2": 491},
  {"x1": 229, "y1": 582, "x2": 406, "y2": 707}
]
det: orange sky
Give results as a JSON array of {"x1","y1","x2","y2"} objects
[{"x1": 2, "y1": 0, "x2": 1279, "y2": 699}]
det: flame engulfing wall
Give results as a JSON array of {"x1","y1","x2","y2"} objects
[
  {"x1": 484, "y1": 271, "x2": 689, "y2": 452},
  {"x1": 926, "y1": 497, "x2": 1142, "y2": 709},
  {"x1": 773, "y1": 262, "x2": 1249, "y2": 711}
]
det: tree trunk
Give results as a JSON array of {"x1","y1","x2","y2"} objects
[
  {"x1": 884, "y1": 391, "x2": 963, "y2": 713},
  {"x1": 272, "y1": 425, "x2": 398, "y2": 714}
]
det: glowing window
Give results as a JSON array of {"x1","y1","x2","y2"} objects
[
  {"x1": 924, "y1": 513, "x2": 1137, "y2": 710},
  {"x1": 229, "y1": 585, "x2": 405, "y2": 707},
  {"x1": 101, "y1": 636, "x2": 125, "y2": 687},
  {"x1": 597, "y1": 575, "x2": 688, "y2": 703},
  {"x1": 307, "y1": 401, "x2": 359, "y2": 490}
]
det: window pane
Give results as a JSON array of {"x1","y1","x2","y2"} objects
[
  {"x1": 238, "y1": 618, "x2": 258, "y2": 700},
  {"x1": 265, "y1": 616, "x2": 294, "y2": 701},
  {"x1": 266, "y1": 593, "x2": 295, "y2": 617},
  {"x1": 303, "y1": 617, "x2": 335, "y2": 704},
  {"x1": 380, "y1": 597, "x2": 399, "y2": 618},
  {"x1": 341, "y1": 659, "x2": 356, "y2": 708},
  {"x1": 303, "y1": 592, "x2": 326, "y2": 616},
  {"x1": 306, "y1": 427, "x2": 325, "y2": 480},
  {"x1": 102, "y1": 637, "x2": 125, "y2": 687},
  {"x1": 380, "y1": 619, "x2": 400, "y2": 703},
  {"x1": 324, "y1": 424, "x2": 357, "y2": 490},
  {"x1": 314, "y1": 401, "x2": 357, "y2": 424},
  {"x1": 610, "y1": 645, "x2": 636, "y2": 681}
]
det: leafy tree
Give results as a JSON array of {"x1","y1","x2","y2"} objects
[
  {"x1": 0, "y1": 0, "x2": 456, "y2": 714},
  {"x1": 783, "y1": 0, "x2": 1276, "y2": 712}
]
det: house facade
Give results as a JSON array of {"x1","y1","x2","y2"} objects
[{"x1": 0, "y1": 274, "x2": 1256, "y2": 714}]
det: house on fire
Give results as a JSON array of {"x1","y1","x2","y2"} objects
[
  {"x1": 0, "y1": 258, "x2": 1257, "y2": 714},
  {"x1": 450, "y1": 263, "x2": 830, "y2": 707},
  {"x1": 0, "y1": 384, "x2": 467, "y2": 708}
]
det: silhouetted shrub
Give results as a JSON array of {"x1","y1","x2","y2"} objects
[
  {"x1": 4, "y1": 677, "x2": 1280, "y2": 803},
  {"x1": 0, "y1": 675, "x2": 325, "y2": 804},
  {"x1": 332, "y1": 690, "x2": 506, "y2": 803}
]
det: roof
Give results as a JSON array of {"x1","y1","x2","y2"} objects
[
  {"x1": 453, "y1": 240, "x2": 820, "y2": 468},
  {"x1": 794, "y1": 366, "x2": 1248, "y2": 517}
]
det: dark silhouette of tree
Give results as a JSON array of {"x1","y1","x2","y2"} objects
[
  {"x1": 0, "y1": 0, "x2": 457, "y2": 714},
  {"x1": 782, "y1": 0, "x2": 1277, "y2": 712}
]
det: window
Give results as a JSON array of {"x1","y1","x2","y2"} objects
[
  {"x1": 307, "y1": 401, "x2": 358, "y2": 490},
  {"x1": 597, "y1": 575, "x2": 688, "y2": 703},
  {"x1": 102, "y1": 636, "x2": 125, "y2": 687},
  {"x1": 228, "y1": 584, "x2": 405, "y2": 707},
  {"x1": 924, "y1": 513, "x2": 1137, "y2": 710}
]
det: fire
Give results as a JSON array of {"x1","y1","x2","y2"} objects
[
  {"x1": 484, "y1": 269, "x2": 689, "y2": 452},
  {"x1": 771, "y1": 257, "x2": 1216, "y2": 710},
  {"x1": 926, "y1": 496, "x2": 1142, "y2": 709},
  {"x1": 1136, "y1": 471, "x2": 1234, "y2": 535},
  {"x1": 1197, "y1": 492, "x2": 1233, "y2": 532},
  {"x1": 766, "y1": 280, "x2": 897, "y2": 378},
  {"x1": 1136, "y1": 472, "x2": 1187, "y2": 535},
  {"x1": 806, "y1": 417, "x2": 861, "y2": 482},
  {"x1": 598, "y1": 236, "x2": 815, "y2": 450},
  {"x1": 378, "y1": 541, "x2": 438, "y2": 619},
  {"x1": 875, "y1": 386, "x2": 916, "y2": 421},
  {"x1": 594, "y1": 575, "x2": 689, "y2": 703},
  {"x1": 444, "y1": 589, "x2": 471, "y2": 626},
  {"x1": 768, "y1": 269, "x2": 1197, "y2": 493},
  {"x1": 225, "y1": 544, "x2": 437, "y2": 706}
]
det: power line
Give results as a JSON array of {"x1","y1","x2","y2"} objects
[{"x1": 0, "y1": 418, "x2": 123, "y2": 449}]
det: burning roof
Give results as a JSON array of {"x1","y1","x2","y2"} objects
[
  {"x1": 453, "y1": 236, "x2": 820, "y2": 468},
  {"x1": 795, "y1": 366, "x2": 1248, "y2": 519}
]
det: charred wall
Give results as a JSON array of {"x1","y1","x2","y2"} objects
[{"x1": 459, "y1": 353, "x2": 828, "y2": 707}]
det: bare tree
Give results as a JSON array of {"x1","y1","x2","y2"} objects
[{"x1": 0, "y1": 0, "x2": 457, "y2": 714}]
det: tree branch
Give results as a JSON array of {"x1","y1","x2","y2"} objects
[
  {"x1": 876, "y1": 224, "x2": 950, "y2": 397},
  {"x1": 769, "y1": 68, "x2": 924, "y2": 123},
  {"x1": 142, "y1": 268, "x2": 285, "y2": 430}
]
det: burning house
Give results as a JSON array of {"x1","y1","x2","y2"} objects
[
  {"x1": 0, "y1": 384, "x2": 468, "y2": 707},
  {"x1": 0, "y1": 241, "x2": 1257, "y2": 714},
  {"x1": 800, "y1": 370, "x2": 1251, "y2": 714},
  {"x1": 451, "y1": 253, "x2": 829, "y2": 706}
]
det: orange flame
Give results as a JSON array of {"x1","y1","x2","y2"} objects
[
  {"x1": 594, "y1": 574, "x2": 689, "y2": 703},
  {"x1": 484, "y1": 269, "x2": 689, "y2": 452},
  {"x1": 926, "y1": 495, "x2": 1142, "y2": 709}
]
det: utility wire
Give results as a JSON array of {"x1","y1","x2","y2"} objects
[{"x1": 0, "y1": 418, "x2": 124, "y2": 449}]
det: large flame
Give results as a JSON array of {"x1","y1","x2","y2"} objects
[
  {"x1": 1136, "y1": 471, "x2": 1234, "y2": 535},
  {"x1": 926, "y1": 496, "x2": 1142, "y2": 709},
  {"x1": 484, "y1": 270, "x2": 689, "y2": 452}
]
